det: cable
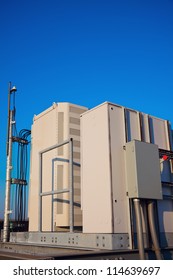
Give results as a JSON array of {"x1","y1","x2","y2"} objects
[
  {"x1": 133, "y1": 198, "x2": 145, "y2": 260},
  {"x1": 7, "y1": 86, "x2": 31, "y2": 229},
  {"x1": 13, "y1": 128, "x2": 31, "y2": 223},
  {"x1": 147, "y1": 200, "x2": 162, "y2": 260}
]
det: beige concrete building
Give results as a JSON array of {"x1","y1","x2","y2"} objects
[{"x1": 28, "y1": 102, "x2": 88, "y2": 231}]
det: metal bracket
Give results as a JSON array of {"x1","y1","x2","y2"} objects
[
  {"x1": 159, "y1": 149, "x2": 173, "y2": 159},
  {"x1": 12, "y1": 136, "x2": 29, "y2": 144},
  {"x1": 11, "y1": 178, "x2": 27, "y2": 185}
]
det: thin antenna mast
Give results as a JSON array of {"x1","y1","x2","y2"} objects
[{"x1": 3, "y1": 82, "x2": 17, "y2": 242}]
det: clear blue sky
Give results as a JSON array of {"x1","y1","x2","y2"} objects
[{"x1": 0, "y1": 0, "x2": 173, "y2": 218}]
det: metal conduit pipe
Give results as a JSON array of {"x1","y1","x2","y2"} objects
[
  {"x1": 147, "y1": 200, "x2": 162, "y2": 260},
  {"x1": 133, "y1": 198, "x2": 145, "y2": 260},
  {"x1": 140, "y1": 200, "x2": 150, "y2": 249}
]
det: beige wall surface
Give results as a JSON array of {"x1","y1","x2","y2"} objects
[
  {"x1": 81, "y1": 103, "x2": 113, "y2": 233},
  {"x1": 28, "y1": 102, "x2": 87, "y2": 231},
  {"x1": 81, "y1": 101, "x2": 173, "y2": 237}
]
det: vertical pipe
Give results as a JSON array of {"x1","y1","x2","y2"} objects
[
  {"x1": 148, "y1": 200, "x2": 162, "y2": 260},
  {"x1": 51, "y1": 160, "x2": 54, "y2": 232},
  {"x1": 3, "y1": 110, "x2": 13, "y2": 242},
  {"x1": 69, "y1": 138, "x2": 74, "y2": 232},
  {"x1": 138, "y1": 113, "x2": 150, "y2": 249},
  {"x1": 124, "y1": 108, "x2": 128, "y2": 142},
  {"x1": 140, "y1": 201, "x2": 150, "y2": 248},
  {"x1": 38, "y1": 153, "x2": 42, "y2": 232},
  {"x1": 133, "y1": 198, "x2": 145, "y2": 260}
]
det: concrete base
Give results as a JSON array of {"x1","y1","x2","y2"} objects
[{"x1": 10, "y1": 232, "x2": 130, "y2": 250}]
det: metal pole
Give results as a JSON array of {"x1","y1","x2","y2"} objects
[
  {"x1": 69, "y1": 138, "x2": 74, "y2": 232},
  {"x1": 148, "y1": 200, "x2": 162, "y2": 260},
  {"x1": 40, "y1": 139, "x2": 70, "y2": 154},
  {"x1": 51, "y1": 166, "x2": 54, "y2": 232},
  {"x1": 6, "y1": 82, "x2": 11, "y2": 156},
  {"x1": 41, "y1": 189, "x2": 70, "y2": 196},
  {"x1": 133, "y1": 198, "x2": 145, "y2": 260},
  {"x1": 38, "y1": 153, "x2": 42, "y2": 232},
  {"x1": 3, "y1": 110, "x2": 13, "y2": 242}
]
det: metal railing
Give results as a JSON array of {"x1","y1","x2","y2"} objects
[{"x1": 38, "y1": 138, "x2": 74, "y2": 233}]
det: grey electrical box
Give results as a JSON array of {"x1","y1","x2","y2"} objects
[{"x1": 125, "y1": 140, "x2": 162, "y2": 199}]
